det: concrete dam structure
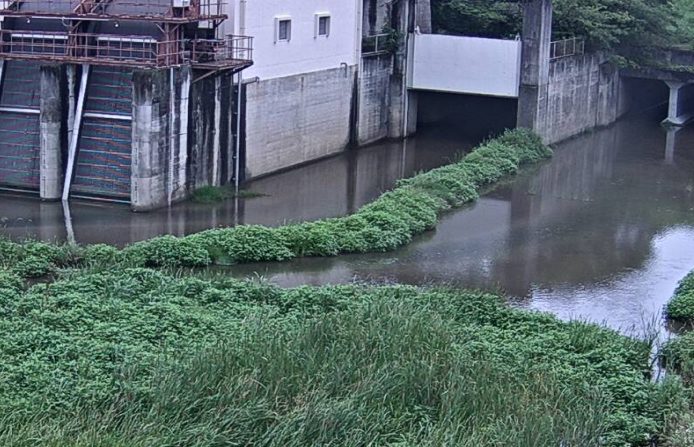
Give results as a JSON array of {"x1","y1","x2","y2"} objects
[
  {"x1": 0, "y1": 0, "x2": 253, "y2": 210},
  {"x1": 1, "y1": 0, "x2": 691, "y2": 210}
]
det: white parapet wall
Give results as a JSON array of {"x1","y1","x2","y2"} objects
[{"x1": 409, "y1": 34, "x2": 521, "y2": 98}]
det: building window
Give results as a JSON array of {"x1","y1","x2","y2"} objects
[
  {"x1": 315, "y1": 13, "x2": 331, "y2": 38},
  {"x1": 277, "y1": 18, "x2": 291, "y2": 42}
]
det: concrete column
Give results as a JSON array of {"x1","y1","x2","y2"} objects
[
  {"x1": 664, "y1": 127, "x2": 680, "y2": 164},
  {"x1": 387, "y1": 0, "x2": 411, "y2": 139},
  {"x1": 39, "y1": 64, "x2": 65, "y2": 200},
  {"x1": 517, "y1": 0, "x2": 552, "y2": 132},
  {"x1": 663, "y1": 81, "x2": 694, "y2": 126},
  {"x1": 131, "y1": 69, "x2": 169, "y2": 211},
  {"x1": 415, "y1": 0, "x2": 432, "y2": 34}
]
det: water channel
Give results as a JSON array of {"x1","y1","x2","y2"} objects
[{"x1": 1, "y1": 112, "x2": 693, "y2": 336}]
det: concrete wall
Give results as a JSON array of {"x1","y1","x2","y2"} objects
[
  {"x1": 131, "y1": 67, "x2": 233, "y2": 210},
  {"x1": 358, "y1": 55, "x2": 392, "y2": 145},
  {"x1": 535, "y1": 53, "x2": 627, "y2": 144},
  {"x1": 188, "y1": 71, "x2": 236, "y2": 189},
  {"x1": 131, "y1": 69, "x2": 170, "y2": 211},
  {"x1": 227, "y1": 0, "x2": 361, "y2": 80},
  {"x1": 244, "y1": 65, "x2": 358, "y2": 178},
  {"x1": 362, "y1": 0, "x2": 390, "y2": 37},
  {"x1": 409, "y1": 34, "x2": 521, "y2": 98},
  {"x1": 39, "y1": 64, "x2": 65, "y2": 200}
]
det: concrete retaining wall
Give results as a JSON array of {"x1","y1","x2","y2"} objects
[
  {"x1": 245, "y1": 65, "x2": 358, "y2": 178},
  {"x1": 188, "y1": 71, "x2": 236, "y2": 189},
  {"x1": 535, "y1": 53, "x2": 628, "y2": 144},
  {"x1": 358, "y1": 55, "x2": 392, "y2": 145}
]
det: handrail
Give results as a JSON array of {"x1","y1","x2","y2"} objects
[
  {"x1": 550, "y1": 37, "x2": 585, "y2": 61},
  {"x1": 362, "y1": 33, "x2": 391, "y2": 57},
  {"x1": 0, "y1": 0, "x2": 225, "y2": 22},
  {"x1": 0, "y1": 30, "x2": 253, "y2": 69}
]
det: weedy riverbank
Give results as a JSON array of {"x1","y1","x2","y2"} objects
[
  {"x1": 0, "y1": 129, "x2": 552, "y2": 277},
  {"x1": 0, "y1": 268, "x2": 689, "y2": 446}
]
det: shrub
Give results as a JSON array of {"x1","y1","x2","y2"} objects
[
  {"x1": 190, "y1": 226, "x2": 294, "y2": 264},
  {"x1": 0, "y1": 270, "x2": 23, "y2": 291},
  {"x1": 120, "y1": 235, "x2": 212, "y2": 268},
  {"x1": 277, "y1": 222, "x2": 340, "y2": 257},
  {"x1": 662, "y1": 332, "x2": 694, "y2": 386},
  {"x1": 665, "y1": 271, "x2": 694, "y2": 323},
  {"x1": 12, "y1": 256, "x2": 54, "y2": 278}
]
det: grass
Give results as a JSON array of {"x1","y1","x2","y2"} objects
[
  {"x1": 661, "y1": 269, "x2": 694, "y2": 446},
  {"x1": 0, "y1": 267, "x2": 689, "y2": 446},
  {"x1": 191, "y1": 185, "x2": 267, "y2": 203},
  {"x1": 0, "y1": 128, "x2": 553, "y2": 277},
  {"x1": 665, "y1": 270, "x2": 694, "y2": 325}
]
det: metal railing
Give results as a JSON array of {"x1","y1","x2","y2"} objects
[
  {"x1": 0, "y1": 0, "x2": 225, "y2": 21},
  {"x1": 189, "y1": 35, "x2": 253, "y2": 68},
  {"x1": 550, "y1": 37, "x2": 585, "y2": 61},
  {"x1": 0, "y1": 30, "x2": 253, "y2": 69},
  {"x1": 362, "y1": 33, "x2": 391, "y2": 57}
]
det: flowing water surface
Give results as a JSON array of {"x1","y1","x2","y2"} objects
[
  {"x1": 1, "y1": 115, "x2": 693, "y2": 335},
  {"x1": 228, "y1": 117, "x2": 694, "y2": 335}
]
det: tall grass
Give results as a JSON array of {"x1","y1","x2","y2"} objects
[{"x1": 0, "y1": 268, "x2": 685, "y2": 446}]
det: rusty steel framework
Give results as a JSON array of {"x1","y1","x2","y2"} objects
[
  {"x1": 0, "y1": 0, "x2": 225, "y2": 22},
  {"x1": 0, "y1": 30, "x2": 253, "y2": 69},
  {"x1": 0, "y1": 0, "x2": 253, "y2": 72}
]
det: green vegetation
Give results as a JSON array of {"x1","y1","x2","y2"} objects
[
  {"x1": 1, "y1": 129, "x2": 552, "y2": 275},
  {"x1": 0, "y1": 267, "x2": 688, "y2": 446},
  {"x1": 661, "y1": 269, "x2": 694, "y2": 446},
  {"x1": 432, "y1": 0, "x2": 688, "y2": 63},
  {"x1": 191, "y1": 185, "x2": 267, "y2": 203},
  {"x1": 670, "y1": 0, "x2": 694, "y2": 50},
  {"x1": 665, "y1": 270, "x2": 694, "y2": 324}
]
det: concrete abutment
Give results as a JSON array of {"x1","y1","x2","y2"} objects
[{"x1": 39, "y1": 64, "x2": 65, "y2": 201}]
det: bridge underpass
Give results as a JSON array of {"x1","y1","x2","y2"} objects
[{"x1": 621, "y1": 67, "x2": 694, "y2": 127}]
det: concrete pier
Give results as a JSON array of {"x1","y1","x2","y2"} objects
[
  {"x1": 131, "y1": 69, "x2": 169, "y2": 211},
  {"x1": 517, "y1": 0, "x2": 552, "y2": 131},
  {"x1": 39, "y1": 64, "x2": 65, "y2": 200},
  {"x1": 663, "y1": 81, "x2": 694, "y2": 126}
]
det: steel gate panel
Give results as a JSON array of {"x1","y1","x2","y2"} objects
[
  {"x1": 71, "y1": 117, "x2": 132, "y2": 198},
  {"x1": 71, "y1": 67, "x2": 133, "y2": 199},
  {"x1": 0, "y1": 61, "x2": 41, "y2": 190},
  {"x1": 1, "y1": 61, "x2": 41, "y2": 108},
  {"x1": 0, "y1": 112, "x2": 40, "y2": 189},
  {"x1": 84, "y1": 66, "x2": 132, "y2": 115}
]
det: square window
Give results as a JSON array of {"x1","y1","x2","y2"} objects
[
  {"x1": 318, "y1": 16, "x2": 330, "y2": 37},
  {"x1": 278, "y1": 19, "x2": 291, "y2": 42}
]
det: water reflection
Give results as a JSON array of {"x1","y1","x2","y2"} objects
[
  {"x1": 227, "y1": 117, "x2": 694, "y2": 334},
  {"x1": 0, "y1": 126, "x2": 474, "y2": 246}
]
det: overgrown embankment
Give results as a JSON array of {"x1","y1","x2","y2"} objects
[
  {"x1": 0, "y1": 129, "x2": 552, "y2": 276},
  {"x1": 661, "y1": 270, "x2": 694, "y2": 445},
  {"x1": 665, "y1": 271, "x2": 694, "y2": 325},
  {"x1": 0, "y1": 268, "x2": 687, "y2": 446}
]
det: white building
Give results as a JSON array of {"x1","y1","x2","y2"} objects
[{"x1": 225, "y1": 0, "x2": 365, "y2": 178}]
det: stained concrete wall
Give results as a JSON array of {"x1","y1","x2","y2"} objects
[
  {"x1": 244, "y1": 65, "x2": 358, "y2": 178},
  {"x1": 188, "y1": 71, "x2": 236, "y2": 189},
  {"x1": 536, "y1": 53, "x2": 628, "y2": 144},
  {"x1": 131, "y1": 67, "x2": 238, "y2": 210},
  {"x1": 131, "y1": 69, "x2": 169, "y2": 211},
  {"x1": 358, "y1": 55, "x2": 392, "y2": 145},
  {"x1": 39, "y1": 64, "x2": 65, "y2": 200}
]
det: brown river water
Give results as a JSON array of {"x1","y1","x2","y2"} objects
[{"x1": 1, "y1": 114, "x2": 693, "y2": 336}]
